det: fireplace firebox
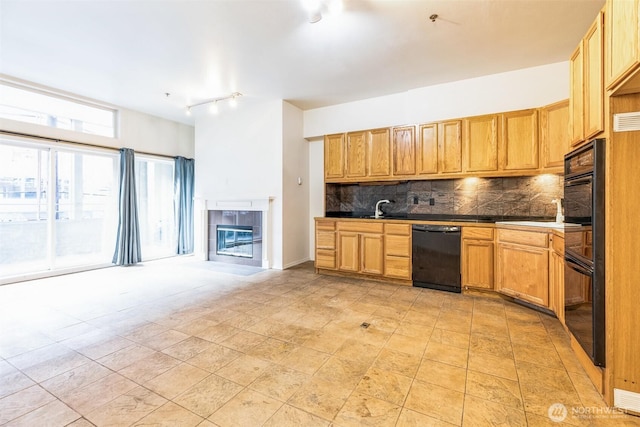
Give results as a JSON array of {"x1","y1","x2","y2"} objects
[{"x1": 216, "y1": 225, "x2": 253, "y2": 258}]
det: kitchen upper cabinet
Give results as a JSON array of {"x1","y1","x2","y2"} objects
[
  {"x1": 496, "y1": 228, "x2": 549, "y2": 307},
  {"x1": 439, "y1": 120, "x2": 463, "y2": 173},
  {"x1": 392, "y1": 126, "x2": 416, "y2": 176},
  {"x1": 369, "y1": 128, "x2": 391, "y2": 177},
  {"x1": 570, "y1": 44, "x2": 585, "y2": 146},
  {"x1": 605, "y1": 0, "x2": 640, "y2": 91},
  {"x1": 539, "y1": 99, "x2": 570, "y2": 170},
  {"x1": 463, "y1": 114, "x2": 500, "y2": 173},
  {"x1": 584, "y1": 11, "x2": 604, "y2": 139},
  {"x1": 324, "y1": 133, "x2": 345, "y2": 180},
  {"x1": 417, "y1": 123, "x2": 438, "y2": 175},
  {"x1": 500, "y1": 109, "x2": 539, "y2": 171},
  {"x1": 345, "y1": 131, "x2": 368, "y2": 178},
  {"x1": 461, "y1": 227, "x2": 494, "y2": 289}
]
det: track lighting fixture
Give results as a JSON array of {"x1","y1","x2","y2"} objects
[{"x1": 185, "y1": 92, "x2": 243, "y2": 115}]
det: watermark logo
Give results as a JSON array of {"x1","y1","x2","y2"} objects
[{"x1": 548, "y1": 403, "x2": 568, "y2": 422}]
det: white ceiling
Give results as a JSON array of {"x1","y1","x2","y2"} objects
[{"x1": 1, "y1": 0, "x2": 604, "y2": 126}]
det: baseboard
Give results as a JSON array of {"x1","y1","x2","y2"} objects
[{"x1": 283, "y1": 257, "x2": 310, "y2": 269}]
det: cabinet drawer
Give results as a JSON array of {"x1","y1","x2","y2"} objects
[
  {"x1": 385, "y1": 223, "x2": 411, "y2": 235},
  {"x1": 316, "y1": 220, "x2": 336, "y2": 231},
  {"x1": 385, "y1": 234, "x2": 411, "y2": 257},
  {"x1": 384, "y1": 256, "x2": 411, "y2": 279},
  {"x1": 316, "y1": 249, "x2": 336, "y2": 269},
  {"x1": 337, "y1": 221, "x2": 384, "y2": 233},
  {"x1": 498, "y1": 229, "x2": 548, "y2": 248},
  {"x1": 551, "y1": 233, "x2": 564, "y2": 255},
  {"x1": 316, "y1": 230, "x2": 336, "y2": 249},
  {"x1": 462, "y1": 227, "x2": 494, "y2": 240}
]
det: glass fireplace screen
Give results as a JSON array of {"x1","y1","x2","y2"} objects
[{"x1": 216, "y1": 225, "x2": 253, "y2": 258}]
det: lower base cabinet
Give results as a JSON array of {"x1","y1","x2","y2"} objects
[{"x1": 462, "y1": 227, "x2": 494, "y2": 289}]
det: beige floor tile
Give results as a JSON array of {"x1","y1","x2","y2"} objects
[
  {"x1": 394, "y1": 321, "x2": 433, "y2": 340},
  {"x1": 355, "y1": 367, "x2": 413, "y2": 406},
  {"x1": 428, "y1": 328, "x2": 469, "y2": 350},
  {"x1": 467, "y1": 350, "x2": 518, "y2": 381},
  {"x1": 423, "y1": 341, "x2": 469, "y2": 368},
  {"x1": 4, "y1": 399, "x2": 80, "y2": 427},
  {"x1": 218, "y1": 330, "x2": 266, "y2": 352},
  {"x1": 461, "y1": 394, "x2": 527, "y2": 427},
  {"x1": 465, "y1": 370, "x2": 523, "y2": 409},
  {"x1": 215, "y1": 354, "x2": 272, "y2": 386},
  {"x1": 385, "y1": 333, "x2": 428, "y2": 356},
  {"x1": 85, "y1": 386, "x2": 166, "y2": 426},
  {"x1": 61, "y1": 372, "x2": 139, "y2": 415},
  {"x1": 145, "y1": 362, "x2": 210, "y2": 399},
  {"x1": 65, "y1": 418, "x2": 96, "y2": 427},
  {"x1": 372, "y1": 348, "x2": 421, "y2": 378},
  {"x1": 142, "y1": 329, "x2": 190, "y2": 351},
  {"x1": 302, "y1": 330, "x2": 347, "y2": 354},
  {"x1": 76, "y1": 335, "x2": 134, "y2": 360},
  {"x1": 512, "y1": 341, "x2": 564, "y2": 370},
  {"x1": 0, "y1": 385, "x2": 56, "y2": 424},
  {"x1": 119, "y1": 351, "x2": 181, "y2": 383},
  {"x1": 287, "y1": 376, "x2": 353, "y2": 420},
  {"x1": 122, "y1": 322, "x2": 170, "y2": 344},
  {"x1": 0, "y1": 368, "x2": 36, "y2": 399},
  {"x1": 246, "y1": 337, "x2": 296, "y2": 362},
  {"x1": 249, "y1": 364, "x2": 310, "y2": 401},
  {"x1": 133, "y1": 401, "x2": 203, "y2": 426},
  {"x1": 277, "y1": 345, "x2": 330, "y2": 375},
  {"x1": 314, "y1": 356, "x2": 369, "y2": 389},
  {"x1": 415, "y1": 359, "x2": 467, "y2": 393},
  {"x1": 469, "y1": 333, "x2": 513, "y2": 358},
  {"x1": 262, "y1": 404, "x2": 331, "y2": 427},
  {"x1": 40, "y1": 360, "x2": 112, "y2": 398},
  {"x1": 403, "y1": 309, "x2": 439, "y2": 327},
  {"x1": 20, "y1": 350, "x2": 91, "y2": 383},
  {"x1": 96, "y1": 343, "x2": 156, "y2": 371},
  {"x1": 333, "y1": 391, "x2": 401, "y2": 427},
  {"x1": 162, "y1": 336, "x2": 214, "y2": 361},
  {"x1": 208, "y1": 389, "x2": 282, "y2": 427},
  {"x1": 334, "y1": 338, "x2": 381, "y2": 364},
  {"x1": 173, "y1": 374, "x2": 243, "y2": 418},
  {"x1": 396, "y1": 408, "x2": 458, "y2": 426},
  {"x1": 404, "y1": 379, "x2": 464, "y2": 425},
  {"x1": 186, "y1": 343, "x2": 241, "y2": 373}
]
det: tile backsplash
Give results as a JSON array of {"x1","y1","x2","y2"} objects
[{"x1": 326, "y1": 175, "x2": 563, "y2": 218}]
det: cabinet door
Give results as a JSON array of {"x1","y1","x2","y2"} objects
[
  {"x1": 438, "y1": 120, "x2": 462, "y2": 173},
  {"x1": 417, "y1": 123, "x2": 438, "y2": 175},
  {"x1": 540, "y1": 100, "x2": 570, "y2": 170},
  {"x1": 345, "y1": 131, "x2": 367, "y2": 178},
  {"x1": 500, "y1": 109, "x2": 539, "y2": 171},
  {"x1": 368, "y1": 128, "x2": 391, "y2": 177},
  {"x1": 584, "y1": 12, "x2": 604, "y2": 140},
  {"x1": 392, "y1": 126, "x2": 416, "y2": 176},
  {"x1": 360, "y1": 233, "x2": 384, "y2": 275},
  {"x1": 496, "y1": 243, "x2": 549, "y2": 307},
  {"x1": 549, "y1": 249, "x2": 565, "y2": 323},
  {"x1": 606, "y1": 0, "x2": 639, "y2": 89},
  {"x1": 338, "y1": 232, "x2": 359, "y2": 272},
  {"x1": 464, "y1": 114, "x2": 499, "y2": 172},
  {"x1": 324, "y1": 134, "x2": 344, "y2": 180},
  {"x1": 570, "y1": 44, "x2": 585, "y2": 146},
  {"x1": 462, "y1": 239, "x2": 494, "y2": 289}
]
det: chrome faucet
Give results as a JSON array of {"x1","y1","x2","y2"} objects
[{"x1": 374, "y1": 199, "x2": 391, "y2": 219}]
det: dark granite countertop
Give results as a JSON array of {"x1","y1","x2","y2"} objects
[{"x1": 324, "y1": 212, "x2": 555, "y2": 223}]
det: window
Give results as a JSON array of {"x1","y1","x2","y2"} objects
[
  {"x1": 0, "y1": 82, "x2": 117, "y2": 138},
  {"x1": 136, "y1": 157, "x2": 175, "y2": 260}
]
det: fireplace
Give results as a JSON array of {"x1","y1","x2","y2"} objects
[
  {"x1": 217, "y1": 225, "x2": 253, "y2": 258},
  {"x1": 208, "y1": 209, "x2": 263, "y2": 267}
]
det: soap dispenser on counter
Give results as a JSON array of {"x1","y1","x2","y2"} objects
[{"x1": 551, "y1": 198, "x2": 564, "y2": 223}]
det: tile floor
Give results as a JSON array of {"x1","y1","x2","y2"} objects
[{"x1": 1, "y1": 257, "x2": 639, "y2": 427}]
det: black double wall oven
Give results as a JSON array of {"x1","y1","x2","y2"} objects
[{"x1": 563, "y1": 138, "x2": 605, "y2": 367}]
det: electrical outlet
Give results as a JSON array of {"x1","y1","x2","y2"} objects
[
  {"x1": 413, "y1": 196, "x2": 419, "y2": 204},
  {"x1": 429, "y1": 198, "x2": 435, "y2": 205}
]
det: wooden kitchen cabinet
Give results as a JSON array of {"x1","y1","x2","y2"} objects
[
  {"x1": 461, "y1": 227, "x2": 494, "y2": 289},
  {"x1": 584, "y1": 11, "x2": 604, "y2": 139},
  {"x1": 384, "y1": 223, "x2": 411, "y2": 279},
  {"x1": 417, "y1": 123, "x2": 438, "y2": 175},
  {"x1": 324, "y1": 133, "x2": 345, "y2": 180},
  {"x1": 605, "y1": 0, "x2": 640, "y2": 91},
  {"x1": 549, "y1": 232, "x2": 565, "y2": 323},
  {"x1": 463, "y1": 114, "x2": 499, "y2": 173},
  {"x1": 496, "y1": 228, "x2": 549, "y2": 307},
  {"x1": 315, "y1": 220, "x2": 337, "y2": 270},
  {"x1": 392, "y1": 126, "x2": 416, "y2": 176},
  {"x1": 343, "y1": 128, "x2": 391, "y2": 180},
  {"x1": 337, "y1": 221, "x2": 384, "y2": 276},
  {"x1": 369, "y1": 128, "x2": 391, "y2": 177},
  {"x1": 500, "y1": 109, "x2": 539, "y2": 171},
  {"x1": 539, "y1": 99, "x2": 570, "y2": 170},
  {"x1": 439, "y1": 120, "x2": 463, "y2": 173},
  {"x1": 345, "y1": 131, "x2": 368, "y2": 178},
  {"x1": 570, "y1": 44, "x2": 585, "y2": 146}
]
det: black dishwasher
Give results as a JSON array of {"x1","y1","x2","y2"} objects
[{"x1": 412, "y1": 224, "x2": 461, "y2": 293}]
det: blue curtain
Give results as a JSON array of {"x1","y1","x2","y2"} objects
[
  {"x1": 112, "y1": 148, "x2": 142, "y2": 265},
  {"x1": 175, "y1": 156, "x2": 194, "y2": 254}
]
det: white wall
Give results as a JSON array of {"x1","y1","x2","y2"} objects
[
  {"x1": 194, "y1": 97, "x2": 284, "y2": 269},
  {"x1": 303, "y1": 61, "x2": 570, "y2": 138},
  {"x1": 282, "y1": 102, "x2": 310, "y2": 268},
  {"x1": 303, "y1": 61, "x2": 570, "y2": 260}
]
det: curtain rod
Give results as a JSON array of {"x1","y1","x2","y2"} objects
[{"x1": 0, "y1": 130, "x2": 176, "y2": 160}]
